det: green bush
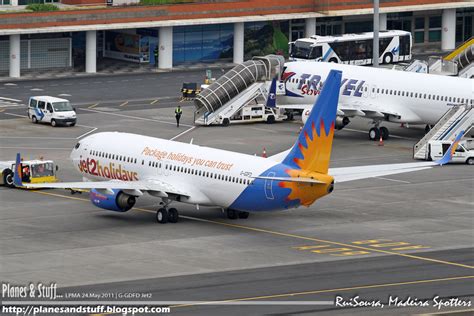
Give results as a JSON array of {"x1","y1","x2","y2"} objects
[
  {"x1": 139, "y1": 0, "x2": 189, "y2": 5},
  {"x1": 26, "y1": 3, "x2": 59, "y2": 11}
]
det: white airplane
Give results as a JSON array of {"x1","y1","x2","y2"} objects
[
  {"x1": 15, "y1": 70, "x2": 460, "y2": 223},
  {"x1": 276, "y1": 61, "x2": 473, "y2": 140}
]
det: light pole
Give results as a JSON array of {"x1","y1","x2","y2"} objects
[{"x1": 373, "y1": 0, "x2": 379, "y2": 67}]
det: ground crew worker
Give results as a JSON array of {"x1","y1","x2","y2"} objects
[
  {"x1": 175, "y1": 105, "x2": 182, "y2": 127},
  {"x1": 154, "y1": 46, "x2": 158, "y2": 67}
]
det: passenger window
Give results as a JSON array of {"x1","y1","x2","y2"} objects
[
  {"x1": 38, "y1": 101, "x2": 46, "y2": 110},
  {"x1": 47, "y1": 103, "x2": 53, "y2": 112}
]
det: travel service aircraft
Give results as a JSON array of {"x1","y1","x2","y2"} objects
[
  {"x1": 275, "y1": 61, "x2": 473, "y2": 140},
  {"x1": 16, "y1": 70, "x2": 460, "y2": 224}
]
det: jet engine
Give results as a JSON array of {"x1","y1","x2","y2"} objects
[
  {"x1": 90, "y1": 189, "x2": 136, "y2": 212},
  {"x1": 335, "y1": 116, "x2": 350, "y2": 130}
]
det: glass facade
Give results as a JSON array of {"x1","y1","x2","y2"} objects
[{"x1": 173, "y1": 24, "x2": 233, "y2": 65}]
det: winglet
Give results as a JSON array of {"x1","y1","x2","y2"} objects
[
  {"x1": 265, "y1": 77, "x2": 277, "y2": 108},
  {"x1": 13, "y1": 153, "x2": 23, "y2": 187},
  {"x1": 436, "y1": 131, "x2": 464, "y2": 166}
]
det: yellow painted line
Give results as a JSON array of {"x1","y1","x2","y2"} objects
[
  {"x1": 30, "y1": 191, "x2": 473, "y2": 270},
  {"x1": 170, "y1": 275, "x2": 474, "y2": 308},
  {"x1": 119, "y1": 101, "x2": 129, "y2": 107},
  {"x1": 179, "y1": 98, "x2": 184, "y2": 103},
  {"x1": 416, "y1": 308, "x2": 474, "y2": 315},
  {"x1": 88, "y1": 103, "x2": 99, "y2": 109},
  {"x1": 150, "y1": 99, "x2": 158, "y2": 105}
]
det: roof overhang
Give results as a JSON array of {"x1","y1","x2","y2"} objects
[{"x1": 0, "y1": 2, "x2": 472, "y2": 36}]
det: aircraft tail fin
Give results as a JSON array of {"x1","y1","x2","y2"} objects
[
  {"x1": 282, "y1": 70, "x2": 341, "y2": 174},
  {"x1": 436, "y1": 131, "x2": 464, "y2": 165},
  {"x1": 265, "y1": 77, "x2": 277, "y2": 108},
  {"x1": 13, "y1": 153, "x2": 23, "y2": 187}
]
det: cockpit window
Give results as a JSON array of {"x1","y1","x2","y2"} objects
[{"x1": 74, "y1": 142, "x2": 81, "y2": 149}]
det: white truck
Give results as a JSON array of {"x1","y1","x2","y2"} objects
[
  {"x1": 428, "y1": 139, "x2": 474, "y2": 165},
  {"x1": 217, "y1": 104, "x2": 287, "y2": 126}
]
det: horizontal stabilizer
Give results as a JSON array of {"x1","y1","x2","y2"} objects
[{"x1": 252, "y1": 176, "x2": 326, "y2": 184}]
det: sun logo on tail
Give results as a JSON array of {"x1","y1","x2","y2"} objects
[{"x1": 279, "y1": 119, "x2": 335, "y2": 206}]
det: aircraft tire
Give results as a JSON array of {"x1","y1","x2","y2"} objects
[
  {"x1": 226, "y1": 209, "x2": 238, "y2": 220},
  {"x1": 238, "y1": 211, "x2": 249, "y2": 219},
  {"x1": 168, "y1": 208, "x2": 179, "y2": 223},
  {"x1": 156, "y1": 208, "x2": 169, "y2": 224},
  {"x1": 380, "y1": 127, "x2": 389, "y2": 140},
  {"x1": 369, "y1": 127, "x2": 380, "y2": 141}
]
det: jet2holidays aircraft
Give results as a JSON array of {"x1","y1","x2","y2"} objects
[
  {"x1": 17, "y1": 70, "x2": 461, "y2": 224},
  {"x1": 273, "y1": 61, "x2": 473, "y2": 140}
]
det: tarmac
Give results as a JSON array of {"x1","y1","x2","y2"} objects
[{"x1": 0, "y1": 90, "x2": 472, "y2": 315}]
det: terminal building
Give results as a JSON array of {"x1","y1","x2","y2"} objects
[{"x1": 0, "y1": 0, "x2": 472, "y2": 78}]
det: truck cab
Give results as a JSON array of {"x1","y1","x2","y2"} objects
[
  {"x1": 28, "y1": 96, "x2": 77, "y2": 127},
  {"x1": 428, "y1": 139, "x2": 474, "y2": 165},
  {"x1": 1, "y1": 159, "x2": 58, "y2": 188}
]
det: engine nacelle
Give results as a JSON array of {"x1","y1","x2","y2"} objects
[
  {"x1": 335, "y1": 116, "x2": 350, "y2": 130},
  {"x1": 90, "y1": 189, "x2": 136, "y2": 212}
]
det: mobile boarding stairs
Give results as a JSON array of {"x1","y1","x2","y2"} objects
[
  {"x1": 193, "y1": 55, "x2": 285, "y2": 126},
  {"x1": 413, "y1": 104, "x2": 473, "y2": 160}
]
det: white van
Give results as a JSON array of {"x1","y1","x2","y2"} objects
[
  {"x1": 428, "y1": 139, "x2": 474, "y2": 165},
  {"x1": 28, "y1": 96, "x2": 76, "y2": 127}
]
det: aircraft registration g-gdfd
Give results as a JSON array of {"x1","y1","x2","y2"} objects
[{"x1": 16, "y1": 70, "x2": 460, "y2": 224}]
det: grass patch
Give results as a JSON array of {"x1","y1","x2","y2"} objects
[{"x1": 26, "y1": 3, "x2": 59, "y2": 11}]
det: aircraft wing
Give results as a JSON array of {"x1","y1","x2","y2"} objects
[{"x1": 22, "y1": 179, "x2": 190, "y2": 197}]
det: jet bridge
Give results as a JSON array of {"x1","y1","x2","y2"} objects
[
  {"x1": 413, "y1": 104, "x2": 473, "y2": 160},
  {"x1": 194, "y1": 55, "x2": 285, "y2": 126}
]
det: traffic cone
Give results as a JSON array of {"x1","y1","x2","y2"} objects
[
  {"x1": 262, "y1": 147, "x2": 267, "y2": 158},
  {"x1": 298, "y1": 126, "x2": 302, "y2": 134},
  {"x1": 378, "y1": 134, "x2": 384, "y2": 146}
]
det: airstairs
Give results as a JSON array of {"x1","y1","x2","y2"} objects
[
  {"x1": 194, "y1": 55, "x2": 285, "y2": 126},
  {"x1": 413, "y1": 105, "x2": 474, "y2": 160},
  {"x1": 426, "y1": 38, "x2": 473, "y2": 77}
]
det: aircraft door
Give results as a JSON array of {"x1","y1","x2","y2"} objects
[{"x1": 264, "y1": 172, "x2": 275, "y2": 200}]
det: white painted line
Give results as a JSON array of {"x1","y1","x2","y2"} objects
[
  {"x1": 344, "y1": 128, "x2": 416, "y2": 140},
  {"x1": 0, "y1": 96, "x2": 22, "y2": 102},
  {"x1": 76, "y1": 126, "x2": 98, "y2": 139},
  {"x1": 0, "y1": 136, "x2": 76, "y2": 140},
  {"x1": 0, "y1": 147, "x2": 71, "y2": 150},
  {"x1": 30, "y1": 88, "x2": 43, "y2": 91},
  {"x1": 170, "y1": 126, "x2": 197, "y2": 141},
  {"x1": 4, "y1": 113, "x2": 27, "y2": 118},
  {"x1": 80, "y1": 108, "x2": 193, "y2": 127},
  {"x1": 58, "y1": 93, "x2": 71, "y2": 97},
  {"x1": 4, "y1": 83, "x2": 17, "y2": 86},
  {"x1": 375, "y1": 177, "x2": 411, "y2": 184}
]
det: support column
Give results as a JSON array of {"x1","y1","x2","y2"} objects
[
  {"x1": 85, "y1": 30, "x2": 97, "y2": 73},
  {"x1": 233, "y1": 22, "x2": 244, "y2": 64},
  {"x1": 305, "y1": 18, "x2": 316, "y2": 37},
  {"x1": 158, "y1": 26, "x2": 173, "y2": 69},
  {"x1": 379, "y1": 13, "x2": 387, "y2": 32},
  {"x1": 9, "y1": 34, "x2": 20, "y2": 78},
  {"x1": 11, "y1": 0, "x2": 18, "y2": 5},
  {"x1": 442, "y1": 9, "x2": 456, "y2": 51}
]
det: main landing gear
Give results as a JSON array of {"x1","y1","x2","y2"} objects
[
  {"x1": 156, "y1": 200, "x2": 179, "y2": 224},
  {"x1": 369, "y1": 124, "x2": 389, "y2": 141},
  {"x1": 226, "y1": 209, "x2": 249, "y2": 220}
]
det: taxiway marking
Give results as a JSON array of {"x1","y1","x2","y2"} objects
[
  {"x1": 150, "y1": 99, "x2": 158, "y2": 105},
  {"x1": 119, "y1": 101, "x2": 129, "y2": 107},
  {"x1": 31, "y1": 191, "x2": 473, "y2": 270},
  {"x1": 80, "y1": 108, "x2": 193, "y2": 127},
  {"x1": 375, "y1": 177, "x2": 411, "y2": 184},
  {"x1": 171, "y1": 275, "x2": 474, "y2": 308},
  {"x1": 170, "y1": 126, "x2": 197, "y2": 141},
  {"x1": 88, "y1": 103, "x2": 99, "y2": 109}
]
